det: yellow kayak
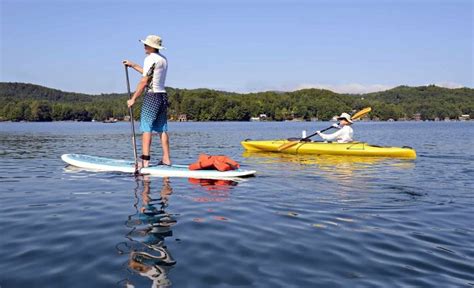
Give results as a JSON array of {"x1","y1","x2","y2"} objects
[{"x1": 241, "y1": 140, "x2": 416, "y2": 159}]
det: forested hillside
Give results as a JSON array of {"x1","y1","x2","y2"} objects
[{"x1": 0, "y1": 82, "x2": 472, "y2": 121}]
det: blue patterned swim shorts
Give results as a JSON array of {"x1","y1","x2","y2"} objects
[{"x1": 140, "y1": 92, "x2": 168, "y2": 133}]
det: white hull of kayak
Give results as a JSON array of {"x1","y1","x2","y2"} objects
[{"x1": 61, "y1": 154, "x2": 256, "y2": 179}]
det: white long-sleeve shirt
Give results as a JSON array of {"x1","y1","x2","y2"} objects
[{"x1": 319, "y1": 125, "x2": 353, "y2": 143}]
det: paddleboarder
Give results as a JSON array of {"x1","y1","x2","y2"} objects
[
  {"x1": 316, "y1": 112, "x2": 354, "y2": 143},
  {"x1": 123, "y1": 35, "x2": 170, "y2": 168}
]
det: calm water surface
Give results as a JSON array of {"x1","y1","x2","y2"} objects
[{"x1": 0, "y1": 121, "x2": 473, "y2": 287}]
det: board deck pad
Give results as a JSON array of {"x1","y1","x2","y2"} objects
[{"x1": 61, "y1": 154, "x2": 256, "y2": 179}]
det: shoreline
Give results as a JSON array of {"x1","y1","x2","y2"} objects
[{"x1": 0, "y1": 119, "x2": 472, "y2": 123}]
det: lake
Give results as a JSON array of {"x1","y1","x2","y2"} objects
[{"x1": 0, "y1": 121, "x2": 473, "y2": 287}]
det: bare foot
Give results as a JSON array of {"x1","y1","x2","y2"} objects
[{"x1": 136, "y1": 160, "x2": 149, "y2": 169}]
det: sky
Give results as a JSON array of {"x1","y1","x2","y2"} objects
[{"x1": 1, "y1": 0, "x2": 472, "y2": 94}]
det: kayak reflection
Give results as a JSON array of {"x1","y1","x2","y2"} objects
[
  {"x1": 118, "y1": 177, "x2": 177, "y2": 287},
  {"x1": 242, "y1": 151, "x2": 415, "y2": 181}
]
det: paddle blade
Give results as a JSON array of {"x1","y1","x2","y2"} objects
[
  {"x1": 277, "y1": 141, "x2": 299, "y2": 151},
  {"x1": 352, "y1": 107, "x2": 371, "y2": 120}
]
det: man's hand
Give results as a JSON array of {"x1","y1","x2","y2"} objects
[
  {"x1": 331, "y1": 123, "x2": 340, "y2": 129},
  {"x1": 316, "y1": 131, "x2": 321, "y2": 135},
  {"x1": 127, "y1": 98, "x2": 135, "y2": 108},
  {"x1": 123, "y1": 60, "x2": 144, "y2": 74},
  {"x1": 123, "y1": 60, "x2": 135, "y2": 67}
]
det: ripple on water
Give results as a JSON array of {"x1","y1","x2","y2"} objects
[{"x1": 1, "y1": 122, "x2": 474, "y2": 287}]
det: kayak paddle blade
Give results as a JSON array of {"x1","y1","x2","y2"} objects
[{"x1": 352, "y1": 107, "x2": 371, "y2": 120}]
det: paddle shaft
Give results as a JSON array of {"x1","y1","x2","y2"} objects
[
  {"x1": 303, "y1": 125, "x2": 334, "y2": 141},
  {"x1": 124, "y1": 66, "x2": 139, "y2": 171},
  {"x1": 277, "y1": 125, "x2": 336, "y2": 151}
]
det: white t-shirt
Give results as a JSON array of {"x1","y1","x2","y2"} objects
[
  {"x1": 319, "y1": 125, "x2": 353, "y2": 143},
  {"x1": 143, "y1": 52, "x2": 168, "y2": 93}
]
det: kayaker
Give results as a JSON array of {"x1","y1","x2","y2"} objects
[
  {"x1": 317, "y1": 112, "x2": 353, "y2": 143},
  {"x1": 123, "y1": 35, "x2": 170, "y2": 168}
]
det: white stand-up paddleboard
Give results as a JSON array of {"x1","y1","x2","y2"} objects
[{"x1": 61, "y1": 154, "x2": 256, "y2": 179}]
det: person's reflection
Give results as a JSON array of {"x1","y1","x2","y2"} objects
[{"x1": 125, "y1": 177, "x2": 177, "y2": 287}]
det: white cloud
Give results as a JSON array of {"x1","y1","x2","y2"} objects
[
  {"x1": 184, "y1": 81, "x2": 468, "y2": 94},
  {"x1": 293, "y1": 83, "x2": 395, "y2": 94},
  {"x1": 432, "y1": 82, "x2": 464, "y2": 89},
  {"x1": 294, "y1": 82, "x2": 467, "y2": 94},
  {"x1": 237, "y1": 82, "x2": 395, "y2": 94},
  {"x1": 238, "y1": 81, "x2": 467, "y2": 94}
]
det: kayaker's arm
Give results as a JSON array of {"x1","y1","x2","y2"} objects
[
  {"x1": 317, "y1": 129, "x2": 344, "y2": 142},
  {"x1": 127, "y1": 76, "x2": 151, "y2": 108}
]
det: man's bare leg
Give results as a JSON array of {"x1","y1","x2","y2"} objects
[
  {"x1": 142, "y1": 132, "x2": 152, "y2": 167},
  {"x1": 160, "y1": 132, "x2": 171, "y2": 165}
]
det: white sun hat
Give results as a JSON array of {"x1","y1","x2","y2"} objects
[
  {"x1": 337, "y1": 112, "x2": 353, "y2": 123},
  {"x1": 139, "y1": 35, "x2": 165, "y2": 50}
]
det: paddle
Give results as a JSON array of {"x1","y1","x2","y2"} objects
[
  {"x1": 351, "y1": 107, "x2": 372, "y2": 120},
  {"x1": 277, "y1": 107, "x2": 372, "y2": 151},
  {"x1": 124, "y1": 65, "x2": 139, "y2": 175}
]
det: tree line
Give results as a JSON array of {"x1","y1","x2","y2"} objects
[{"x1": 0, "y1": 82, "x2": 472, "y2": 122}]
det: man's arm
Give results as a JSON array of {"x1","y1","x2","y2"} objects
[
  {"x1": 123, "y1": 60, "x2": 143, "y2": 74},
  {"x1": 127, "y1": 76, "x2": 151, "y2": 108}
]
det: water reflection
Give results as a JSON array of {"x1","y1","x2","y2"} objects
[
  {"x1": 188, "y1": 178, "x2": 238, "y2": 203},
  {"x1": 243, "y1": 151, "x2": 415, "y2": 184},
  {"x1": 243, "y1": 151, "x2": 414, "y2": 169},
  {"x1": 118, "y1": 177, "x2": 177, "y2": 287}
]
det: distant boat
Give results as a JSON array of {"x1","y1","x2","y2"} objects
[{"x1": 103, "y1": 118, "x2": 118, "y2": 123}]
